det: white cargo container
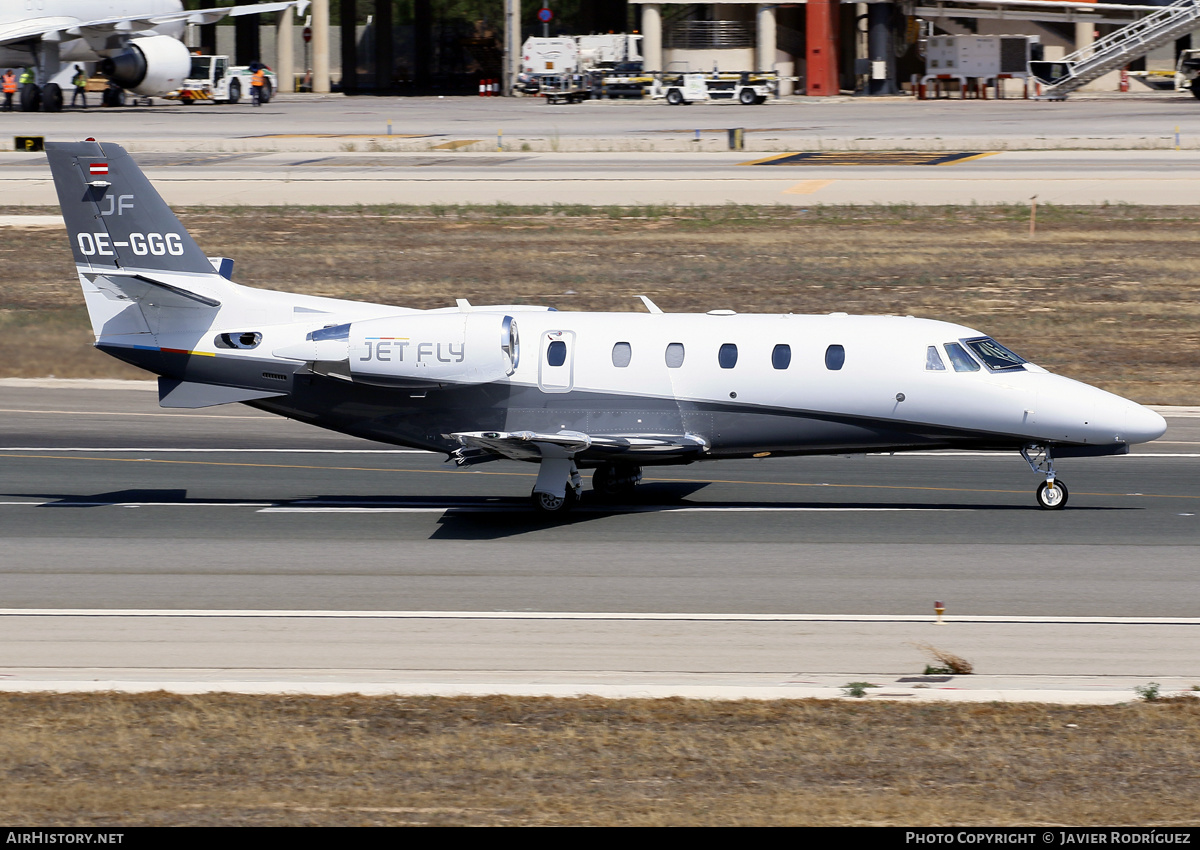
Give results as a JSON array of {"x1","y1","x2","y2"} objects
[
  {"x1": 925, "y1": 36, "x2": 1034, "y2": 77},
  {"x1": 575, "y1": 34, "x2": 642, "y2": 69}
]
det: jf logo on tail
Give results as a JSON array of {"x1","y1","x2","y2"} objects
[{"x1": 44, "y1": 139, "x2": 1167, "y2": 514}]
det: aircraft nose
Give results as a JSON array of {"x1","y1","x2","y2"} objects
[{"x1": 1124, "y1": 404, "x2": 1167, "y2": 445}]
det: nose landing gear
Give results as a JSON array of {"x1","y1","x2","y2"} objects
[{"x1": 1022, "y1": 444, "x2": 1069, "y2": 510}]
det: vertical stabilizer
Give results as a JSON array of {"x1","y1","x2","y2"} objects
[{"x1": 45, "y1": 140, "x2": 216, "y2": 276}]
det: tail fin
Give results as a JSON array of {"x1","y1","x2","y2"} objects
[{"x1": 45, "y1": 140, "x2": 215, "y2": 276}]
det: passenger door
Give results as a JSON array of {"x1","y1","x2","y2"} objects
[{"x1": 538, "y1": 330, "x2": 575, "y2": 393}]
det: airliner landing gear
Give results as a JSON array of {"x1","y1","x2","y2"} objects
[
  {"x1": 592, "y1": 463, "x2": 643, "y2": 499},
  {"x1": 1022, "y1": 444, "x2": 1069, "y2": 510},
  {"x1": 530, "y1": 457, "x2": 583, "y2": 514}
]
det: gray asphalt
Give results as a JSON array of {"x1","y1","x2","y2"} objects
[
  {"x1": 3, "y1": 92, "x2": 1199, "y2": 147},
  {"x1": 2, "y1": 383, "x2": 1197, "y2": 617}
]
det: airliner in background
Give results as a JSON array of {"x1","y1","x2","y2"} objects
[
  {"x1": 45, "y1": 139, "x2": 1167, "y2": 513},
  {"x1": 0, "y1": 1, "x2": 305, "y2": 111}
]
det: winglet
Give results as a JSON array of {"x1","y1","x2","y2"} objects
[{"x1": 638, "y1": 295, "x2": 664, "y2": 314}]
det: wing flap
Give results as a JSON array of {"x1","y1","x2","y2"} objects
[{"x1": 448, "y1": 430, "x2": 708, "y2": 465}]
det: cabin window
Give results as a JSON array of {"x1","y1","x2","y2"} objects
[
  {"x1": 546, "y1": 340, "x2": 567, "y2": 367},
  {"x1": 925, "y1": 346, "x2": 946, "y2": 371},
  {"x1": 825, "y1": 344, "x2": 845, "y2": 371},
  {"x1": 718, "y1": 343, "x2": 738, "y2": 369},
  {"x1": 611, "y1": 342, "x2": 632, "y2": 368},
  {"x1": 772, "y1": 344, "x2": 791, "y2": 370},
  {"x1": 964, "y1": 337, "x2": 1027, "y2": 372},
  {"x1": 665, "y1": 342, "x2": 685, "y2": 368},
  {"x1": 944, "y1": 342, "x2": 980, "y2": 372}
]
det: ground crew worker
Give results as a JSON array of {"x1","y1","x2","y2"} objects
[
  {"x1": 71, "y1": 65, "x2": 88, "y2": 108},
  {"x1": 2, "y1": 69, "x2": 16, "y2": 111},
  {"x1": 251, "y1": 65, "x2": 265, "y2": 106}
]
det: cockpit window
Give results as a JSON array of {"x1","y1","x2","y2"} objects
[
  {"x1": 963, "y1": 337, "x2": 1027, "y2": 372},
  {"x1": 943, "y1": 342, "x2": 980, "y2": 373},
  {"x1": 925, "y1": 346, "x2": 945, "y2": 371}
]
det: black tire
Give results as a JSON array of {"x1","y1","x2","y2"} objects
[
  {"x1": 227, "y1": 79, "x2": 241, "y2": 104},
  {"x1": 592, "y1": 463, "x2": 642, "y2": 499},
  {"x1": 41, "y1": 82, "x2": 62, "y2": 112},
  {"x1": 1036, "y1": 479, "x2": 1069, "y2": 510},
  {"x1": 531, "y1": 489, "x2": 575, "y2": 514},
  {"x1": 102, "y1": 86, "x2": 125, "y2": 108},
  {"x1": 666, "y1": 88, "x2": 683, "y2": 105},
  {"x1": 259, "y1": 79, "x2": 272, "y2": 104},
  {"x1": 739, "y1": 87, "x2": 757, "y2": 105},
  {"x1": 20, "y1": 84, "x2": 40, "y2": 112},
  {"x1": 755, "y1": 95, "x2": 768, "y2": 105},
  {"x1": 1191, "y1": 79, "x2": 1200, "y2": 100}
]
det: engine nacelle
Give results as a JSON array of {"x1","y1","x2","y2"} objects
[
  {"x1": 98, "y1": 35, "x2": 191, "y2": 96},
  {"x1": 281, "y1": 313, "x2": 521, "y2": 389}
]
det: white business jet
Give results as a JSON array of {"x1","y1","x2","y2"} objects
[
  {"x1": 0, "y1": 0, "x2": 306, "y2": 111},
  {"x1": 45, "y1": 139, "x2": 1168, "y2": 513}
]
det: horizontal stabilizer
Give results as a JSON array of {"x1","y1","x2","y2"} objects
[
  {"x1": 88, "y1": 273, "x2": 221, "y2": 310},
  {"x1": 158, "y1": 378, "x2": 284, "y2": 409}
]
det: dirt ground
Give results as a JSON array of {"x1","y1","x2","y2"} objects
[
  {"x1": 1, "y1": 203, "x2": 1197, "y2": 403},
  {"x1": 1, "y1": 692, "x2": 1198, "y2": 826}
]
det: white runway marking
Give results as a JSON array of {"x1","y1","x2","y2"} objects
[
  {"x1": 257, "y1": 505, "x2": 966, "y2": 514},
  {"x1": 1, "y1": 448, "x2": 1196, "y2": 457},
  {"x1": 2, "y1": 608, "x2": 1198, "y2": 626},
  {"x1": 0, "y1": 447, "x2": 429, "y2": 453}
]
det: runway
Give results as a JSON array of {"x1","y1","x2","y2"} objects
[
  {"x1": 3, "y1": 94, "x2": 1199, "y2": 700},
  {"x1": 2, "y1": 95, "x2": 1199, "y2": 205},
  {"x1": 4, "y1": 149, "x2": 1199, "y2": 206},
  {"x1": 1, "y1": 381, "x2": 1198, "y2": 701}
]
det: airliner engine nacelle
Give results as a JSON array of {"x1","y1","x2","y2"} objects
[
  {"x1": 298, "y1": 313, "x2": 520, "y2": 389},
  {"x1": 98, "y1": 35, "x2": 191, "y2": 96}
]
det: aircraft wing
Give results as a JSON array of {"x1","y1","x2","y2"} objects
[
  {"x1": 0, "y1": 2, "x2": 309, "y2": 50},
  {"x1": 449, "y1": 430, "x2": 709, "y2": 466}
]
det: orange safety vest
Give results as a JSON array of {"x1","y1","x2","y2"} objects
[
  {"x1": 2, "y1": 74, "x2": 16, "y2": 94},
  {"x1": 251, "y1": 69, "x2": 265, "y2": 87}
]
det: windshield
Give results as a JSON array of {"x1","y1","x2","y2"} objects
[
  {"x1": 189, "y1": 57, "x2": 211, "y2": 79},
  {"x1": 963, "y1": 336, "x2": 1027, "y2": 372}
]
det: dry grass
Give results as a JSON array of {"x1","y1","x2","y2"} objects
[
  {"x1": 2, "y1": 203, "x2": 1199, "y2": 402},
  {"x1": 1, "y1": 693, "x2": 1199, "y2": 826}
]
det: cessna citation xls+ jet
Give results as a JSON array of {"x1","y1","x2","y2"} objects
[{"x1": 46, "y1": 140, "x2": 1167, "y2": 513}]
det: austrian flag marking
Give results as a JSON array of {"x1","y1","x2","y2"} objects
[{"x1": 89, "y1": 162, "x2": 108, "y2": 176}]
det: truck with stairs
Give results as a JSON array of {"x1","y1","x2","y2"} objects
[{"x1": 1029, "y1": 0, "x2": 1200, "y2": 99}]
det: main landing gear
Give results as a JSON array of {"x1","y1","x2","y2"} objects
[
  {"x1": 529, "y1": 460, "x2": 644, "y2": 513},
  {"x1": 1022, "y1": 444, "x2": 1068, "y2": 510}
]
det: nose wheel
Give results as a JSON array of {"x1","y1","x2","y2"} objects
[{"x1": 1023, "y1": 444, "x2": 1069, "y2": 510}]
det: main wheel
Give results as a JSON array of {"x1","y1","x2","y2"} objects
[
  {"x1": 739, "y1": 87, "x2": 757, "y2": 105},
  {"x1": 20, "y1": 84, "x2": 40, "y2": 112},
  {"x1": 1191, "y1": 80, "x2": 1200, "y2": 100},
  {"x1": 226, "y1": 79, "x2": 241, "y2": 104},
  {"x1": 531, "y1": 489, "x2": 574, "y2": 514},
  {"x1": 1036, "y1": 479, "x2": 1069, "y2": 510},
  {"x1": 666, "y1": 88, "x2": 683, "y2": 105},
  {"x1": 41, "y1": 82, "x2": 62, "y2": 112},
  {"x1": 592, "y1": 463, "x2": 642, "y2": 499}
]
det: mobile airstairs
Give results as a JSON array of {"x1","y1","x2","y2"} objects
[{"x1": 1029, "y1": 0, "x2": 1200, "y2": 99}]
